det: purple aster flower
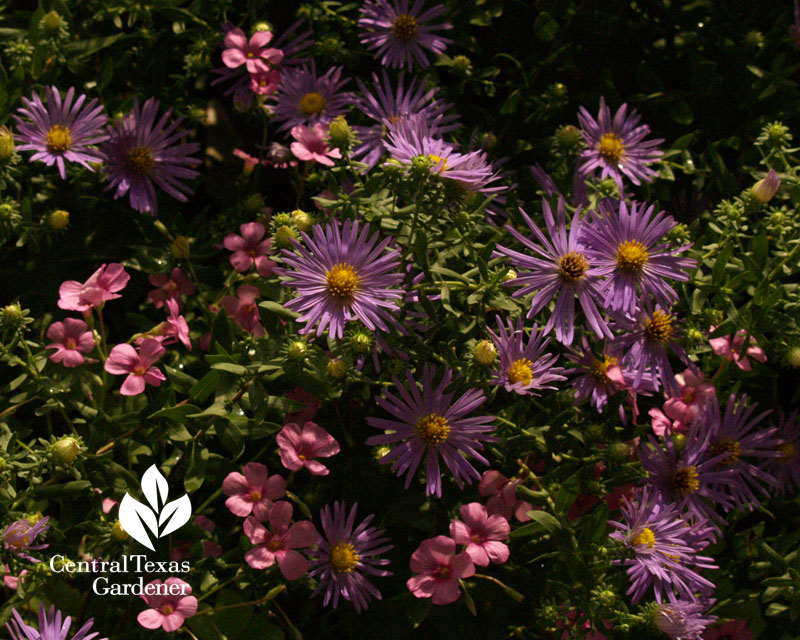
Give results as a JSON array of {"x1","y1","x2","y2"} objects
[
  {"x1": 702, "y1": 395, "x2": 779, "y2": 511},
  {"x1": 13, "y1": 86, "x2": 107, "y2": 179},
  {"x1": 612, "y1": 299, "x2": 692, "y2": 395},
  {"x1": 384, "y1": 116, "x2": 501, "y2": 193},
  {"x1": 7, "y1": 604, "x2": 106, "y2": 640},
  {"x1": 609, "y1": 486, "x2": 717, "y2": 604},
  {"x1": 365, "y1": 365, "x2": 497, "y2": 497},
  {"x1": 765, "y1": 410, "x2": 800, "y2": 496},
  {"x1": 274, "y1": 218, "x2": 404, "y2": 340},
  {"x1": 581, "y1": 199, "x2": 695, "y2": 315},
  {"x1": 576, "y1": 97, "x2": 664, "y2": 192},
  {"x1": 100, "y1": 98, "x2": 201, "y2": 215},
  {"x1": 271, "y1": 63, "x2": 352, "y2": 133},
  {"x1": 494, "y1": 198, "x2": 613, "y2": 345},
  {"x1": 639, "y1": 420, "x2": 736, "y2": 529},
  {"x1": 486, "y1": 316, "x2": 566, "y2": 395},
  {"x1": 359, "y1": 0, "x2": 453, "y2": 70},
  {"x1": 652, "y1": 599, "x2": 717, "y2": 640},
  {"x1": 353, "y1": 71, "x2": 459, "y2": 170},
  {"x1": 309, "y1": 501, "x2": 392, "y2": 613},
  {"x1": 2, "y1": 516, "x2": 50, "y2": 563}
]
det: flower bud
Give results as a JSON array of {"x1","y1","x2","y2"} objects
[
  {"x1": 42, "y1": 10, "x2": 63, "y2": 33},
  {"x1": 785, "y1": 346, "x2": 800, "y2": 368},
  {"x1": 1, "y1": 303, "x2": 24, "y2": 330},
  {"x1": 153, "y1": 219, "x2": 170, "y2": 237},
  {"x1": 0, "y1": 126, "x2": 15, "y2": 162},
  {"x1": 411, "y1": 154, "x2": 434, "y2": 177},
  {"x1": 452, "y1": 55, "x2": 472, "y2": 74},
  {"x1": 52, "y1": 437, "x2": 80, "y2": 465},
  {"x1": 474, "y1": 340, "x2": 497, "y2": 366},
  {"x1": 671, "y1": 433, "x2": 687, "y2": 453},
  {"x1": 502, "y1": 269, "x2": 517, "y2": 282},
  {"x1": 374, "y1": 445, "x2": 391, "y2": 461},
  {"x1": 686, "y1": 328, "x2": 704, "y2": 343},
  {"x1": 752, "y1": 169, "x2": 780, "y2": 203},
  {"x1": 274, "y1": 225, "x2": 297, "y2": 248},
  {"x1": 291, "y1": 209, "x2": 314, "y2": 232},
  {"x1": 253, "y1": 21, "x2": 273, "y2": 32},
  {"x1": 287, "y1": 341, "x2": 308, "y2": 361},
  {"x1": 0, "y1": 456, "x2": 6, "y2": 471},
  {"x1": 327, "y1": 358, "x2": 346, "y2": 379},
  {"x1": 554, "y1": 124, "x2": 582, "y2": 149},
  {"x1": 243, "y1": 193, "x2": 264, "y2": 212},
  {"x1": 350, "y1": 331, "x2": 372, "y2": 354},
  {"x1": 328, "y1": 116, "x2": 352, "y2": 148},
  {"x1": 111, "y1": 520, "x2": 129, "y2": 541},
  {"x1": 48, "y1": 209, "x2": 70, "y2": 230},
  {"x1": 171, "y1": 235, "x2": 191, "y2": 259},
  {"x1": 586, "y1": 424, "x2": 604, "y2": 441},
  {"x1": 609, "y1": 441, "x2": 631, "y2": 461}
]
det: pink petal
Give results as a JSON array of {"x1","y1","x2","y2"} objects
[
  {"x1": 224, "y1": 495, "x2": 253, "y2": 517},
  {"x1": 136, "y1": 609, "x2": 165, "y2": 630},
  {"x1": 222, "y1": 471, "x2": 248, "y2": 496},
  {"x1": 229, "y1": 251, "x2": 253, "y2": 272},
  {"x1": 268, "y1": 501, "x2": 293, "y2": 530},
  {"x1": 459, "y1": 503, "x2": 488, "y2": 529},
  {"x1": 285, "y1": 520, "x2": 319, "y2": 548},
  {"x1": 482, "y1": 540, "x2": 510, "y2": 564},
  {"x1": 240, "y1": 222, "x2": 265, "y2": 245},
  {"x1": 104, "y1": 344, "x2": 139, "y2": 374},
  {"x1": 244, "y1": 546, "x2": 276, "y2": 569},
  {"x1": 120, "y1": 374, "x2": 146, "y2": 396},
  {"x1": 464, "y1": 543, "x2": 490, "y2": 567},
  {"x1": 275, "y1": 549, "x2": 309, "y2": 580},
  {"x1": 479, "y1": 470, "x2": 508, "y2": 496},
  {"x1": 449, "y1": 520, "x2": 471, "y2": 545},
  {"x1": 175, "y1": 596, "x2": 198, "y2": 617},
  {"x1": 431, "y1": 579, "x2": 461, "y2": 605},
  {"x1": 406, "y1": 574, "x2": 437, "y2": 598},
  {"x1": 161, "y1": 612, "x2": 187, "y2": 633},
  {"x1": 223, "y1": 234, "x2": 247, "y2": 252},
  {"x1": 249, "y1": 31, "x2": 273, "y2": 49},
  {"x1": 450, "y1": 551, "x2": 476, "y2": 579},
  {"x1": 303, "y1": 459, "x2": 329, "y2": 475},
  {"x1": 242, "y1": 462, "x2": 269, "y2": 488},
  {"x1": 223, "y1": 28, "x2": 248, "y2": 50}
]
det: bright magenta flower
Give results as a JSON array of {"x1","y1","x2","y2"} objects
[
  {"x1": 243, "y1": 501, "x2": 318, "y2": 579},
  {"x1": 223, "y1": 222, "x2": 276, "y2": 277},
  {"x1": 221, "y1": 285, "x2": 265, "y2": 336},
  {"x1": 136, "y1": 577, "x2": 198, "y2": 632},
  {"x1": 104, "y1": 338, "x2": 165, "y2": 396},
  {"x1": 222, "y1": 462, "x2": 286, "y2": 520},
  {"x1": 147, "y1": 268, "x2": 194, "y2": 310},
  {"x1": 221, "y1": 27, "x2": 283, "y2": 75},
  {"x1": 449, "y1": 502, "x2": 510, "y2": 566},
  {"x1": 407, "y1": 535, "x2": 475, "y2": 605},
  {"x1": 709, "y1": 328, "x2": 767, "y2": 371},
  {"x1": 290, "y1": 123, "x2": 342, "y2": 166},
  {"x1": 58, "y1": 263, "x2": 130, "y2": 312},
  {"x1": 276, "y1": 421, "x2": 340, "y2": 475},
  {"x1": 46, "y1": 318, "x2": 95, "y2": 367}
]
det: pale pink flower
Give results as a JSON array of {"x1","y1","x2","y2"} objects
[
  {"x1": 46, "y1": 318, "x2": 95, "y2": 367},
  {"x1": 449, "y1": 503, "x2": 510, "y2": 567},
  {"x1": 160, "y1": 298, "x2": 191, "y2": 350},
  {"x1": 221, "y1": 27, "x2": 283, "y2": 75},
  {"x1": 649, "y1": 406, "x2": 688, "y2": 437},
  {"x1": 663, "y1": 369, "x2": 716, "y2": 424},
  {"x1": 147, "y1": 268, "x2": 194, "y2": 310},
  {"x1": 136, "y1": 577, "x2": 198, "y2": 633},
  {"x1": 276, "y1": 422, "x2": 340, "y2": 475},
  {"x1": 479, "y1": 470, "x2": 532, "y2": 522},
  {"x1": 407, "y1": 536, "x2": 475, "y2": 605},
  {"x1": 58, "y1": 263, "x2": 129, "y2": 312},
  {"x1": 102, "y1": 497, "x2": 118, "y2": 514},
  {"x1": 249, "y1": 69, "x2": 281, "y2": 96},
  {"x1": 223, "y1": 222, "x2": 276, "y2": 277},
  {"x1": 709, "y1": 328, "x2": 768, "y2": 371},
  {"x1": 222, "y1": 462, "x2": 286, "y2": 520},
  {"x1": 104, "y1": 338, "x2": 166, "y2": 396},
  {"x1": 221, "y1": 285, "x2": 265, "y2": 337},
  {"x1": 243, "y1": 502, "x2": 318, "y2": 579},
  {"x1": 290, "y1": 123, "x2": 342, "y2": 167},
  {"x1": 1, "y1": 565, "x2": 27, "y2": 591}
]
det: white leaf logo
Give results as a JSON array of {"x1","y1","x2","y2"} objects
[{"x1": 118, "y1": 465, "x2": 192, "y2": 551}]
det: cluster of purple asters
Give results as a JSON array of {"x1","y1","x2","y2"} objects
[{"x1": 13, "y1": 86, "x2": 200, "y2": 214}]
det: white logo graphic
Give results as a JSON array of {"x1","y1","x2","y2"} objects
[{"x1": 119, "y1": 465, "x2": 192, "y2": 551}]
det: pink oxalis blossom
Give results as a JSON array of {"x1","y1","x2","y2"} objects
[
  {"x1": 222, "y1": 462, "x2": 286, "y2": 520},
  {"x1": 243, "y1": 501, "x2": 318, "y2": 579},
  {"x1": 45, "y1": 318, "x2": 95, "y2": 367},
  {"x1": 104, "y1": 338, "x2": 166, "y2": 396},
  {"x1": 290, "y1": 123, "x2": 342, "y2": 167},
  {"x1": 479, "y1": 470, "x2": 533, "y2": 522},
  {"x1": 663, "y1": 369, "x2": 716, "y2": 425},
  {"x1": 276, "y1": 421, "x2": 340, "y2": 475},
  {"x1": 136, "y1": 577, "x2": 198, "y2": 632},
  {"x1": 223, "y1": 222, "x2": 276, "y2": 277},
  {"x1": 407, "y1": 535, "x2": 476, "y2": 605},
  {"x1": 221, "y1": 27, "x2": 283, "y2": 75},
  {"x1": 147, "y1": 268, "x2": 194, "y2": 310},
  {"x1": 709, "y1": 328, "x2": 767, "y2": 371},
  {"x1": 58, "y1": 263, "x2": 130, "y2": 312},
  {"x1": 221, "y1": 285, "x2": 265, "y2": 337},
  {"x1": 449, "y1": 502, "x2": 510, "y2": 567}
]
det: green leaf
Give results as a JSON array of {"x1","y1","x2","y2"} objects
[
  {"x1": 753, "y1": 231, "x2": 769, "y2": 268},
  {"x1": 712, "y1": 245, "x2": 734, "y2": 284},
  {"x1": 190, "y1": 370, "x2": 220, "y2": 403},
  {"x1": 211, "y1": 362, "x2": 249, "y2": 376},
  {"x1": 526, "y1": 510, "x2": 563, "y2": 534},
  {"x1": 148, "y1": 404, "x2": 200, "y2": 422},
  {"x1": 258, "y1": 300, "x2": 300, "y2": 320},
  {"x1": 217, "y1": 420, "x2": 245, "y2": 459},
  {"x1": 211, "y1": 309, "x2": 233, "y2": 352},
  {"x1": 185, "y1": 442, "x2": 209, "y2": 493},
  {"x1": 33, "y1": 480, "x2": 91, "y2": 496},
  {"x1": 533, "y1": 12, "x2": 559, "y2": 41}
]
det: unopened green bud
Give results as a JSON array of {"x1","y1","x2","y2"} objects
[
  {"x1": 291, "y1": 209, "x2": 314, "y2": 232},
  {"x1": 273, "y1": 212, "x2": 293, "y2": 227},
  {"x1": 111, "y1": 520, "x2": 129, "y2": 541},
  {"x1": 554, "y1": 124, "x2": 582, "y2": 149},
  {"x1": 153, "y1": 220, "x2": 171, "y2": 238},
  {"x1": 411, "y1": 154, "x2": 434, "y2": 177},
  {"x1": 0, "y1": 126, "x2": 15, "y2": 161},
  {"x1": 2, "y1": 303, "x2": 24, "y2": 330},
  {"x1": 765, "y1": 122, "x2": 790, "y2": 147},
  {"x1": 275, "y1": 225, "x2": 297, "y2": 248},
  {"x1": 687, "y1": 328, "x2": 704, "y2": 343},
  {"x1": 502, "y1": 269, "x2": 517, "y2": 282},
  {"x1": 596, "y1": 178, "x2": 619, "y2": 198},
  {"x1": 350, "y1": 331, "x2": 372, "y2": 354},
  {"x1": 474, "y1": 340, "x2": 497, "y2": 366},
  {"x1": 609, "y1": 441, "x2": 630, "y2": 461},
  {"x1": 785, "y1": 346, "x2": 800, "y2": 368},
  {"x1": 597, "y1": 589, "x2": 616, "y2": 607},
  {"x1": 374, "y1": 445, "x2": 391, "y2": 461},
  {"x1": 171, "y1": 235, "x2": 191, "y2": 259},
  {"x1": 327, "y1": 358, "x2": 346, "y2": 379},
  {"x1": 0, "y1": 456, "x2": 6, "y2": 471},
  {"x1": 287, "y1": 341, "x2": 307, "y2": 361},
  {"x1": 328, "y1": 116, "x2": 351, "y2": 147},
  {"x1": 52, "y1": 437, "x2": 81, "y2": 465},
  {"x1": 253, "y1": 21, "x2": 273, "y2": 32},
  {"x1": 48, "y1": 209, "x2": 70, "y2": 230},
  {"x1": 452, "y1": 55, "x2": 472, "y2": 74},
  {"x1": 50, "y1": 555, "x2": 72, "y2": 572},
  {"x1": 243, "y1": 193, "x2": 264, "y2": 212},
  {"x1": 672, "y1": 433, "x2": 687, "y2": 452},
  {"x1": 42, "y1": 10, "x2": 63, "y2": 33}
]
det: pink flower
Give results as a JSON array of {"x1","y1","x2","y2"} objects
[
  {"x1": 276, "y1": 422, "x2": 340, "y2": 475},
  {"x1": 221, "y1": 27, "x2": 283, "y2": 75},
  {"x1": 709, "y1": 328, "x2": 768, "y2": 371},
  {"x1": 194, "y1": 515, "x2": 215, "y2": 532},
  {"x1": 249, "y1": 69, "x2": 281, "y2": 96},
  {"x1": 702, "y1": 620, "x2": 754, "y2": 640},
  {"x1": 148, "y1": 268, "x2": 194, "y2": 310},
  {"x1": 102, "y1": 497, "x2": 118, "y2": 514},
  {"x1": 136, "y1": 577, "x2": 198, "y2": 633},
  {"x1": 223, "y1": 222, "x2": 276, "y2": 277},
  {"x1": 104, "y1": 338, "x2": 166, "y2": 396},
  {"x1": 663, "y1": 369, "x2": 716, "y2": 424},
  {"x1": 449, "y1": 503, "x2": 510, "y2": 567},
  {"x1": 1, "y1": 565, "x2": 27, "y2": 591},
  {"x1": 221, "y1": 285, "x2": 265, "y2": 336},
  {"x1": 243, "y1": 502, "x2": 318, "y2": 579},
  {"x1": 45, "y1": 318, "x2": 95, "y2": 367},
  {"x1": 233, "y1": 149, "x2": 265, "y2": 174},
  {"x1": 202, "y1": 541, "x2": 223, "y2": 559},
  {"x1": 58, "y1": 263, "x2": 130, "y2": 312},
  {"x1": 407, "y1": 536, "x2": 475, "y2": 605},
  {"x1": 479, "y1": 471, "x2": 533, "y2": 523},
  {"x1": 222, "y1": 462, "x2": 286, "y2": 520},
  {"x1": 290, "y1": 123, "x2": 342, "y2": 167},
  {"x1": 649, "y1": 407, "x2": 688, "y2": 437},
  {"x1": 160, "y1": 298, "x2": 191, "y2": 350}
]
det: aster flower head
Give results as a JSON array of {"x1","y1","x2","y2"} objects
[
  {"x1": 486, "y1": 316, "x2": 566, "y2": 395},
  {"x1": 275, "y1": 218, "x2": 403, "y2": 340},
  {"x1": 7, "y1": 604, "x2": 106, "y2": 640},
  {"x1": 652, "y1": 599, "x2": 717, "y2": 640},
  {"x1": 46, "y1": 318, "x2": 95, "y2": 367},
  {"x1": 359, "y1": 0, "x2": 453, "y2": 70},
  {"x1": 353, "y1": 71, "x2": 459, "y2": 170},
  {"x1": 365, "y1": 365, "x2": 497, "y2": 497},
  {"x1": 101, "y1": 98, "x2": 201, "y2": 214},
  {"x1": 609, "y1": 487, "x2": 717, "y2": 604},
  {"x1": 494, "y1": 199, "x2": 614, "y2": 345},
  {"x1": 136, "y1": 578, "x2": 198, "y2": 632},
  {"x1": 271, "y1": 63, "x2": 352, "y2": 133},
  {"x1": 581, "y1": 199, "x2": 695, "y2": 315},
  {"x1": 576, "y1": 97, "x2": 664, "y2": 192},
  {"x1": 243, "y1": 502, "x2": 318, "y2": 580},
  {"x1": 2, "y1": 516, "x2": 50, "y2": 562},
  {"x1": 407, "y1": 535, "x2": 475, "y2": 605},
  {"x1": 14, "y1": 86, "x2": 108, "y2": 179},
  {"x1": 765, "y1": 410, "x2": 800, "y2": 496},
  {"x1": 309, "y1": 501, "x2": 392, "y2": 613}
]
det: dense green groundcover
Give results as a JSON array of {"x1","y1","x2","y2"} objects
[{"x1": 1, "y1": 1, "x2": 800, "y2": 639}]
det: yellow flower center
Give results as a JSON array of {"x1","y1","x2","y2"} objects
[
  {"x1": 65, "y1": 337, "x2": 77, "y2": 350},
  {"x1": 615, "y1": 240, "x2": 649, "y2": 273},
  {"x1": 669, "y1": 466, "x2": 699, "y2": 497},
  {"x1": 392, "y1": 14, "x2": 418, "y2": 41},
  {"x1": 133, "y1": 366, "x2": 147, "y2": 376},
  {"x1": 46, "y1": 124, "x2": 72, "y2": 153},
  {"x1": 590, "y1": 355, "x2": 618, "y2": 384},
  {"x1": 250, "y1": 490, "x2": 262, "y2": 502},
  {"x1": 267, "y1": 538, "x2": 281, "y2": 551},
  {"x1": 644, "y1": 310, "x2": 674, "y2": 343},
  {"x1": 778, "y1": 440, "x2": 797, "y2": 463},
  {"x1": 713, "y1": 438, "x2": 741, "y2": 466},
  {"x1": 508, "y1": 358, "x2": 534, "y2": 386},
  {"x1": 126, "y1": 145, "x2": 156, "y2": 176},
  {"x1": 631, "y1": 527, "x2": 656, "y2": 548},
  {"x1": 437, "y1": 566, "x2": 451, "y2": 579},
  {"x1": 161, "y1": 604, "x2": 174, "y2": 615},
  {"x1": 325, "y1": 263, "x2": 360, "y2": 300},
  {"x1": 428, "y1": 154, "x2": 449, "y2": 173},
  {"x1": 416, "y1": 413, "x2": 451, "y2": 445},
  {"x1": 598, "y1": 132, "x2": 624, "y2": 163},
  {"x1": 329, "y1": 542, "x2": 359, "y2": 573},
  {"x1": 246, "y1": 52, "x2": 255, "y2": 58},
  {"x1": 558, "y1": 251, "x2": 589, "y2": 281},
  {"x1": 9, "y1": 535, "x2": 31, "y2": 549},
  {"x1": 299, "y1": 92, "x2": 326, "y2": 115}
]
